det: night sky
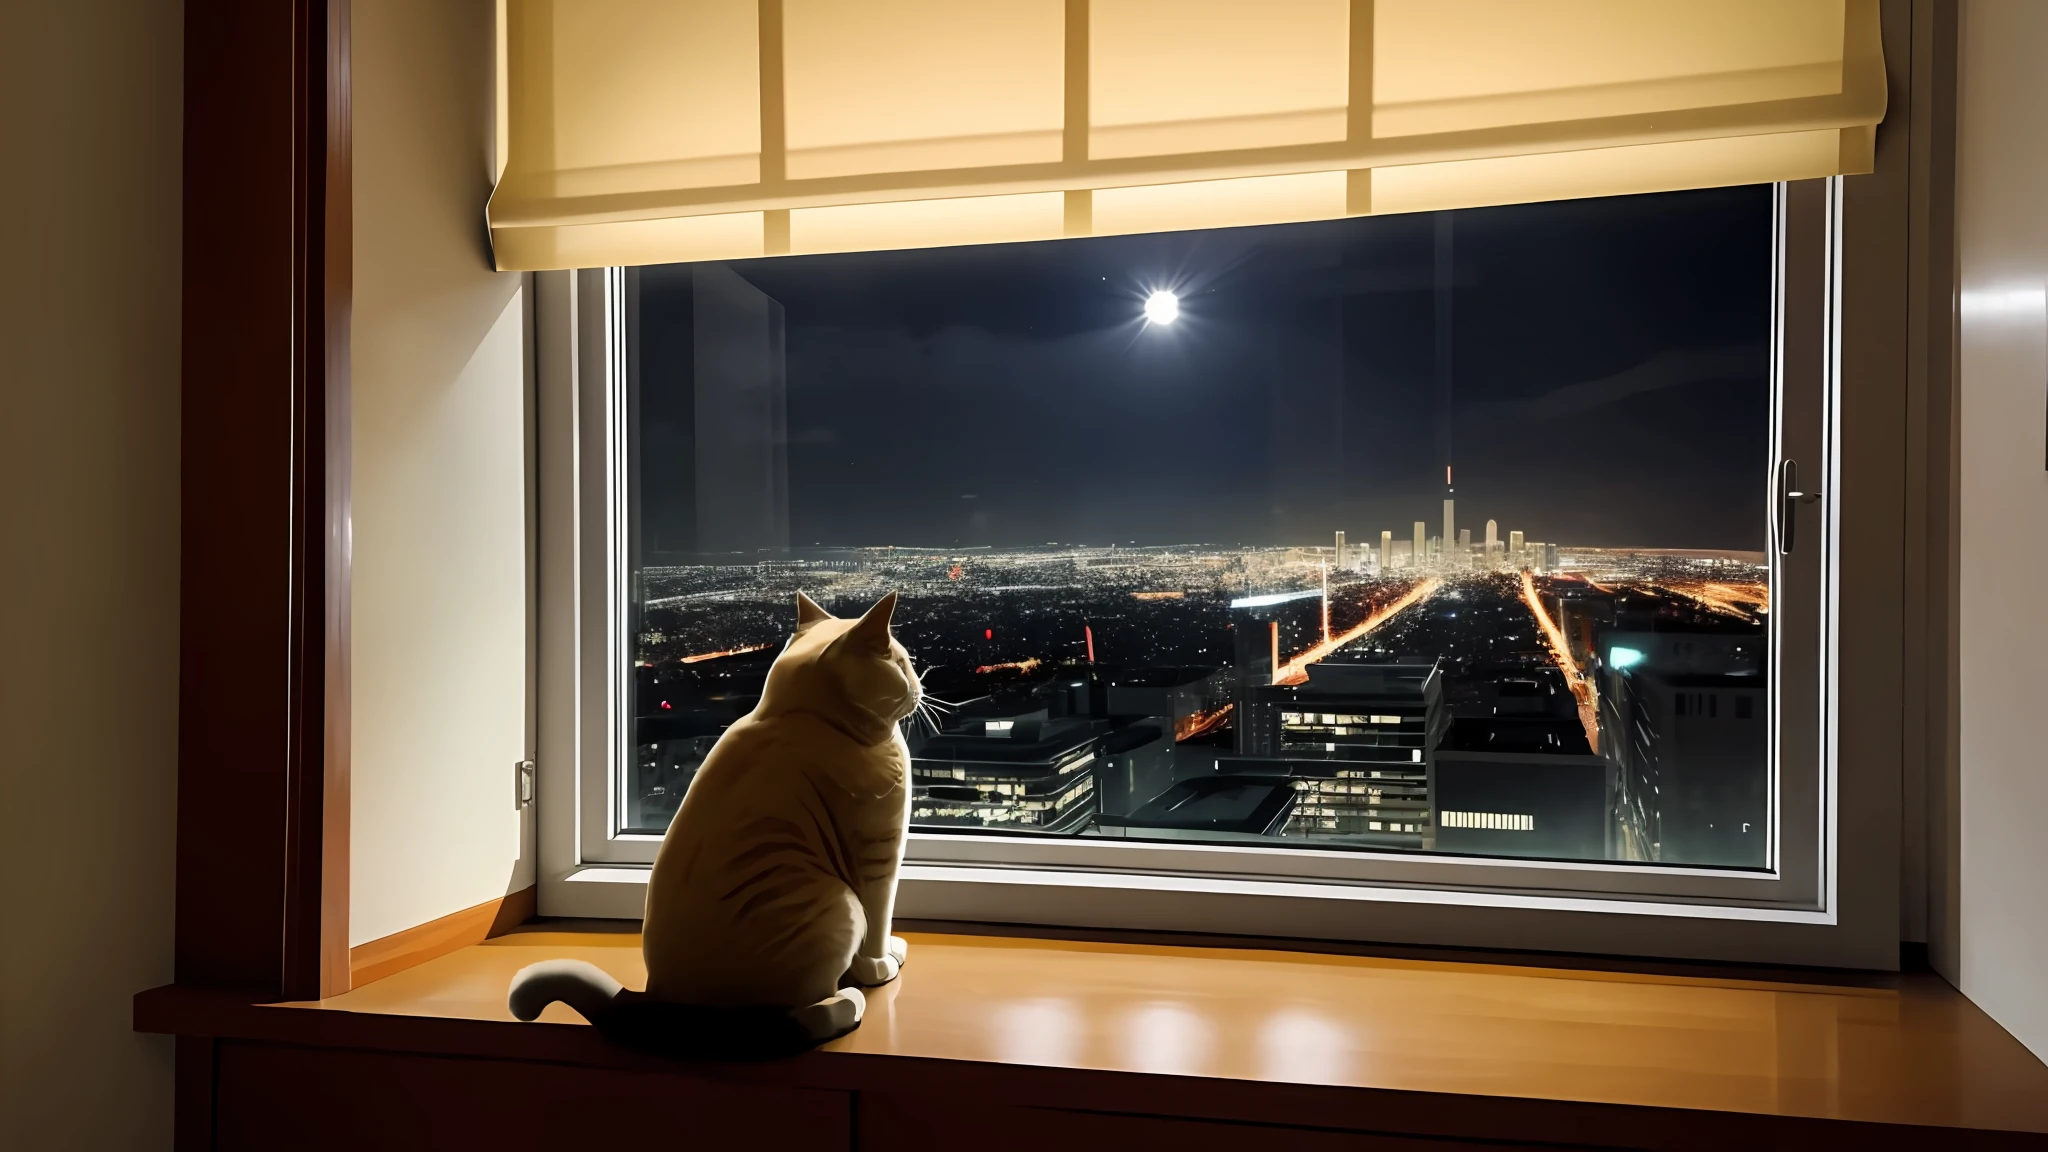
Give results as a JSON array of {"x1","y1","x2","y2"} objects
[{"x1": 639, "y1": 184, "x2": 1774, "y2": 555}]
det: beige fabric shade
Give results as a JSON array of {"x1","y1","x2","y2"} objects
[{"x1": 489, "y1": 0, "x2": 1884, "y2": 271}]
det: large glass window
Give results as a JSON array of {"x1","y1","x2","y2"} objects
[{"x1": 623, "y1": 186, "x2": 1778, "y2": 871}]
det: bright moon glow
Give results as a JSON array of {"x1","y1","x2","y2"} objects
[{"x1": 1144, "y1": 290, "x2": 1179, "y2": 325}]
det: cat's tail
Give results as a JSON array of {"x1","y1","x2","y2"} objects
[
  {"x1": 508, "y1": 958, "x2": 624, "y2": 1024},
  {"x1": 507, "y1": 959, "x2": 866, "y2": 1058}
]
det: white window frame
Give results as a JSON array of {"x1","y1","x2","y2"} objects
[{"x1": 534, "y1": 178, "x2": 1903, "y2": 969}]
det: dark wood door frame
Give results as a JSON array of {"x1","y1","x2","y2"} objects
[{"x1": 177, "y1": 0, "x2": 350, "y2": 1004}]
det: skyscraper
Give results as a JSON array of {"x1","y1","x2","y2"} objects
[
  {"x1": 1413, "y1": 521, "x2": 1427, "y2": 571},
  {"x1": 1458, "y1": 528, "x2": 1471, "y2": 554},
  {"x1": 1442, "y1": 497, "x2": 1456, "y2": 567},
  {"x1": 1233, "y1": 662, "x2": 1448, "y2": 848},
  {"x1": 1509, "y1": 529, "x2": 1525, "y2": 567},
  {"x1": 1334, "y1": 530, "x2": 1347, "y2": 570},
  {"x1": 1380, "y1": 530, "x2": 1394, "y2": 571},
  {"x1": 1484, "y1": 520, "x2": 1499, "y2": 565}
]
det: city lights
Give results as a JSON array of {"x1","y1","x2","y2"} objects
[{"x1": 632, "y1": 535, "x2": 1771, "y2": 865}]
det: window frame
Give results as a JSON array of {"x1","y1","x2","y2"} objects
[{"x1": 536, "y1": 168, "x2": 1906, "y2": 968}]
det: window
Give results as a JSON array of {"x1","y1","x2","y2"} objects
[
  {"x1": 623, "y1": 183, "x2": 1784, "y2": 859},
  {"x1": 542, "y1": 177, "x2": 1874, "y2": 965}
]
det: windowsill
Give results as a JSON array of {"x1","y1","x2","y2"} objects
[
  {"x1": 550, "y1": 862, "x2": 1879, "y2": 969},
  {"x1": 561, "y1": 860, "x2": 1836, "y2": 922},
  {"x1": 135, "y1": 926, "x2": 2048, "y2": 1144}
]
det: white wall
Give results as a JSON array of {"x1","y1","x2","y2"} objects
[
  {"x1": 1956, "y1": 0, "x2": 2048, "y2": 1066},
  {"x1": 351, "y1": 0, "x2": 534, "y2": 948},
  {"x1": 0, "y1": 0, "x2": 182, "y2": 1147}
]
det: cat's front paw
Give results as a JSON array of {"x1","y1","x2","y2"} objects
[
  {"x1": 886, "y1": 935, "x2": 908, "y2": 966},
  {"x1": 846, "y1": 950, "x2": 901, "y2": 987}
]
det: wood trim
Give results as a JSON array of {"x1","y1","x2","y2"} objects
[
  {"x1": 1902, "y1": 0, "x2": 1961, "y2": 975},
  {"x1": 176, "y1": 0, "x2": 352, "y2": 999},
  {"x1": 133, "y1": 933, "x2": 2048, "y2": 1152},
  {"x1": 173, "y1": 1036, "x2": 217, "y2": 1152},
  {"x1": 280, "y1": 0, "x2": 355, "y2": 1005},
  {"x1": 348, "y1": 887, "x2": 536, "y2": 988}
]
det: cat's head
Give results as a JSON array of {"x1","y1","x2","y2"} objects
[{"x1": 761, "y1": 591, "x2": 920, "y2": 741}]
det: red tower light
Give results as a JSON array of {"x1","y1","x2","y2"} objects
[{"x1": 984, "y1": 628, "x2": 993, "y2": 640}]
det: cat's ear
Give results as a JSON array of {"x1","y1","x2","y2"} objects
[
  {"x1": 845, "y1": 591, "x2": 898, "y2": 650},
  {"x1": 795, "y1": 591, "x2": 832, "y2": 629}
]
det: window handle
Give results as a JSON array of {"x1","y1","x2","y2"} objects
[{"x1": 1777, "y1": 459, "x2": 1822, "y2": 556}]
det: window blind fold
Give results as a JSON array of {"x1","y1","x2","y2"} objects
[
  {"x1": 783, "y1": 0, "x2": 1066, "y2": 180},
  {"x1": 1089, "y1": 0, "x2": 1351, "y2": 160},
  {"x1": 1093, "y1": 171, "x2": 1349, "y2": 237},
  {"x1": 789, "y1": 192, "x2": 1069, "y2": 255},
  {"x1": 1366, "y1": 129, "x2": 1852, "y2": 218},
  {"x1": 503, "y1": 0, "x2": 761, "y2": 202},
  {"x1": 1372, "y1": 0, "x2": 1852, "y2": 138},
  {"x1": 488, "y1": 0, "x2": 1884, "y2": 270}
]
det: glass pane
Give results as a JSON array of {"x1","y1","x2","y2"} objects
[{"x1": 626, "y1": 186, "x2": 1774, "y2": 868}]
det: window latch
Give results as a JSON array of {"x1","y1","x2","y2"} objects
[
  {"x1": 1777, "y1": 459, "x2": 1822, "y2": 556},
  {"x1": 516, "y1": 760, "x2": 536, "y2": 809}
]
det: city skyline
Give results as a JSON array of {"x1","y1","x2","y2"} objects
[{"x1": 630, "y1": 535, "x2": 1768, "y2": 866}]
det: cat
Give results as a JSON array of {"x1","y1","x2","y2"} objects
[{"x1": 508, "y1": 590, "x2": 920, "y2": 1056}]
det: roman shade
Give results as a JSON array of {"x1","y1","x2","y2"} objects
[{"x1": 489, "y1": 0, "x2": 1884, "y2": 270}]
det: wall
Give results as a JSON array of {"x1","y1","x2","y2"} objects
[
  {"x1": 351, "y1": 0, "x2": 534, "y2": 948},
  {"x1": 1956, "y1": 0, "x2": 2048, "y2": 1064},
  {"x1": 0, "y1": 0, "x2": 183, "y2": 1147}
]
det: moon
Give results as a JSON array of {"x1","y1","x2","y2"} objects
[{"x1": 1143, "y1": 290, "x2": 1179, "y2": 325}]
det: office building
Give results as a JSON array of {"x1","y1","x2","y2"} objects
[
  {"x1": 1509, "y1": 530, "x2": 1525, "y2": 564},
  {"x1": 1103, "y1": 665, "x2": 1232, "y2": 742},
  {"x1": 1598, "y1": 630, "x2": 1767, "y2": 867},
  {"x1": 1097, "y1": 774, "x2": 1298, "y2": 841},
  {"x1": 1233, "y1": 661, "x2": 1449, "y2": 849},
  {"x1": 908, "y1": 704, "x2": 1105, "y2": 833},
  {"x1": 1092, "y1": 721, "x2": 1177, "y2": 819},
  {"x1": 1442, "y1": 497, "x2": 1456, "y2": 566},
  {"x1": 1380, "y1": 529, "x2": 1394, "y2": 571},
  {"x1": 1434, "y1": 750, "x2": 1615, "y2": 861},
  {"x1": 1333, "y1": 530, "x2": 1347, "y2": 570},
  {"x1": 1413, "y1": 521, "x2": 1427, "y2": 570}
]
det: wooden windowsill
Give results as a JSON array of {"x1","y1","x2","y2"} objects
[{"x1": 135, "y1": 926, "x2": 2048, "y2": 1148}]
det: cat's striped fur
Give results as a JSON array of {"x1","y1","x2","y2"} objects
[{"x1": 509, "y1": 591, "x2": 919, "y2": 1053}]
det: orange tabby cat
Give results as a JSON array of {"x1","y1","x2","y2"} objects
[{"x1": 509, "y1": 591, "x2": 919, "y2": 1052}]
